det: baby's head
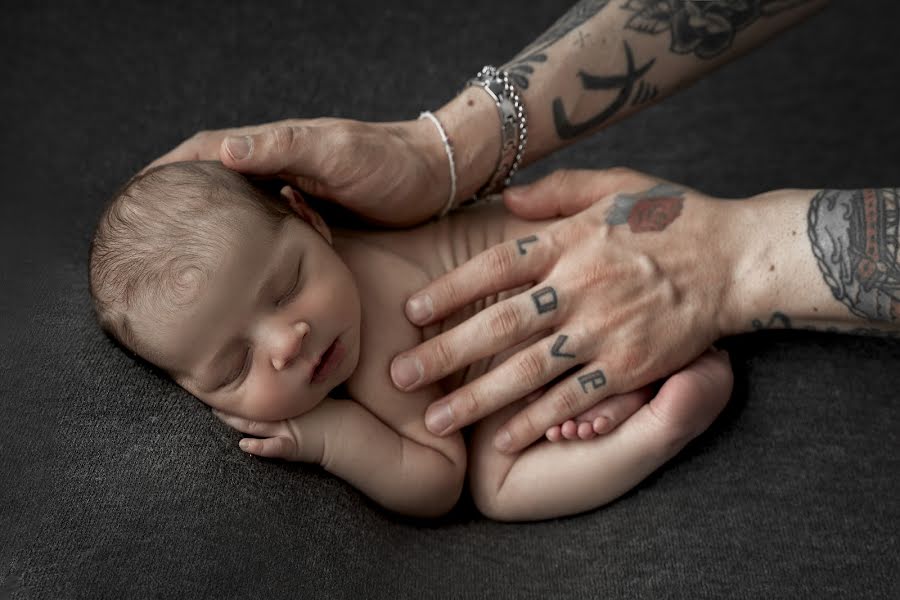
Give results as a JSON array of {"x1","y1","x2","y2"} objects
[{"x1": 89, "y1": 161, "x2": 361, "y2": 420}]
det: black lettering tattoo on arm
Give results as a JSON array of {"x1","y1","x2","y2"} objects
[
  {"x1": 808, "y1": 189, "x2": 900, "y2": 324},
  {"x1": 516, "y1": 235, "x2": 539, "y2": 255},
  {"x1": 531, "y1": 287, "x2": 559, "y2": 314},
  {"x1": 552, "y1": 41, "x2": 655, "y2": 140},
  {"x1": 550, "y1": 334, "x2": 576, "y2": 358},
  {"x1": 621, "y1": 0, "x2": 815, "y2": 60},
  {"x1": 504, "y1": 0, "x2": 612, "y2": 89},
  {"x1": 577, "y1": 369, "x2": 607, "y2": 393}
]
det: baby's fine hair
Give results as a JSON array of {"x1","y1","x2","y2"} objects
[{"x1": 88, "y1": 161, "x2": 294, "y2": 364}]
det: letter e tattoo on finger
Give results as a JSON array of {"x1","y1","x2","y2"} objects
[
  {"x1": 531, "y1": 286, "x2": 559, "y2": 314},
  {"x1": 577, "y1": 369, "x2": 606, "y2": 393}
]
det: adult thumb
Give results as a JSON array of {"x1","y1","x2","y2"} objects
[
  {"x1": 220, "y1": 125, "x2": 316, "y2": 177},
  {"x1": 503, "y1": 169, "x2": 608, "y2": 219}
]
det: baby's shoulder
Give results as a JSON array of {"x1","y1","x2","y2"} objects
[{"x1": 337, "y1": 239, "x2": 429, "y2": 392}]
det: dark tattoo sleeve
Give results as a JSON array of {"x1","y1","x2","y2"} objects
[
  {"x1": 621, "y1": 0, "x2": 814, "y2": 59},
  {"x1": 808, "y1": 189, "x2": 900, "y2": 324},
  {"x1": 552, "y1": 41, "x2": 656, "y2": 140},
  {"x1": 504, "y1": 0, "x2": 612, "y2": 89}
]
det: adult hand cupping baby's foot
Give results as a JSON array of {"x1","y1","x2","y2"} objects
[{"x1": 545, "y1": 387, "x2": 653, "y2": 442}]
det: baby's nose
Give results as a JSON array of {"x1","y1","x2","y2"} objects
[{"x1": 271, "y1": 321, "x2": 310, "y2": 371}]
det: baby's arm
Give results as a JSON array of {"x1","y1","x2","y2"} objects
[
  {"x1": 468, "y1": 349, "x2": 731, "y2": 522},
  {"x1": 217, "y1": 382, "x2": 465, "y2": 518}
]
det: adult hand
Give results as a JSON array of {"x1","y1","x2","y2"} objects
[
  {"x1": 145, "y1": 117, "x2": 450, "y2": 227},
  {"x1": 391, "y1": 168, "x2": 740, "y2": 453}
]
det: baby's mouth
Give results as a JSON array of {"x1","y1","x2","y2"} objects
[{"x1": 310, "y1": 337, "x2": 342, "y2": 384}]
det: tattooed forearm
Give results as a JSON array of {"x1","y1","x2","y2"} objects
[
  {"x1": 751, "y1": 310, "x2": 900, "y2": 338},
  {"x1": 606, "y1": 183, "x2": 685, "y2": 233},
  {"x1": 505, "y1": 0, "x2": 612, "y2": 89},
  {"x1": 553, "y1": 41, "x2": 655, "y2": 140},
  {"x1": 808, "y1": 189, "x2": 900, "y2": 324},
  {"x1": 622, "y1": 0, "x2": 815, "y2": 59}
]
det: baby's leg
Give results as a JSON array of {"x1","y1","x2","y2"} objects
[
  {"x1": 545, "y1": 386, "x2": 654, "y2": 442},
  {"x1": 468, "y1": 348, "x2": 731, "y2": 522}
]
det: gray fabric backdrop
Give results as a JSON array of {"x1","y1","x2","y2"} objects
[{"x1": 1, "y1": 1, "x2": 898, "y2": 598}]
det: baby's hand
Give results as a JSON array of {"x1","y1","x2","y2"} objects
[
  {"x1": 212, "y1": 406, "x2": 326, "y2": 463},
  {"x1": 544, "y1": 387, "x2": 652, "y2": 442}
]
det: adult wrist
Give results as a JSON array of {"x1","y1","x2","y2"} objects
[{"x1": 434, "y1": 86, "x2": 502, "y2": 204}]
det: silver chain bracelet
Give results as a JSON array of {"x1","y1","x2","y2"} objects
[{"x1": 466, "y1": 65, "x2": 528, "y2": 201}]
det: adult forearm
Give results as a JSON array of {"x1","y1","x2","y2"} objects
[
  {"x1": 436, "y1": 0, "x2": 827, "y2": 201},
  {"x1": 720, "y1": 188, "x2": 900, "y2": 337}
]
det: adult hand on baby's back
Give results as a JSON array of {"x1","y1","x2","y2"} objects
[
  {"x1": 146, "y1": 117, "x2": 451, "y2": 226},
  {"x1": 391, "y1": 168, "x2": 740, "y2": 453}
]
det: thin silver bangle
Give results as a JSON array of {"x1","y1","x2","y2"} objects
[{"x1": 418, "y1": 111, "x2": 457, "y2": 219}]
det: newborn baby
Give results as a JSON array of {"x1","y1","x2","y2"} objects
[{"x1": 88, "y1": 161, "x2": 727, "y2": 521}]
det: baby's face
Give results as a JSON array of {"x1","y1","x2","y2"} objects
[{"x1": 152, "y1": 207, "x2": 361, "y2": 421}]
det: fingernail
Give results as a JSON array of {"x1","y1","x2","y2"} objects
[
  {"x1": 391, "y1": 355, "x2": 423, "y2": 389},
  {"x1": 425, "y1": 403, "x2": 453, "y2": 434},
  {"x1": 238, "y1": 439, "x2": 250, "y2": 451},
  {"x1": 225, "y1": 135, "x2": 251, "y2": 160},
  {"x1": 494, "y1": 430, "x2": 512, "y2": 452},
  {"x1": 406, "y1": 294, "x2": 433, "y2": 324}
]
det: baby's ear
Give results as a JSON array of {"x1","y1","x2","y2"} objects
[{"x1": 280, "y1": 186, "x2": 332, "y2": 244}]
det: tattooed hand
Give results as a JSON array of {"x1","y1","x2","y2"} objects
[{"x1": 392, "y1": 168, "x2": 737, "y2": 453}]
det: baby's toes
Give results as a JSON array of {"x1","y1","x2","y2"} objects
[
  {"x1": 577, "y1": 421, "x2": 596, "y2": 440},
  {"x1": 545, "y1": 425, "x2": 563, "y2": 442},
  {"x1": 592, "y1": 416, "x2": 612, "y2": 434},
  {"x1": 561, "y1": 420, "x2": 579, "y2": 440}
]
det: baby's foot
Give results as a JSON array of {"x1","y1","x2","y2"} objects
[{"x1": 545, "y1": 386, "x2": 653, "y2": 442}]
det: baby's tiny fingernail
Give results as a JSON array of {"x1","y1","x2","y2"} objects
[
  {"x1": 406, "y1": 294, "x2": 433, "y2": 324},
  {"x1": 225, "y1": 135, "x2": 251, "y2": 160},
  {"x1": 239, "y1": 439, "x2": 251, "y2": 452}
]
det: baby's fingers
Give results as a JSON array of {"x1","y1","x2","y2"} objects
[
  {"x1": 239, "y1": 436, "x2": 297, "y2": 460},
  {"x1": 212, "y1": 409, "x2": 284, "y2": 437}
]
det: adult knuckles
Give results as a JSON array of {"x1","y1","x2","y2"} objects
[
  {"x1": 486, "y1": 303, "x2": 522, "y2": 341},
  {"x1": 512, "y1": 350, "x2": 547, "y2": 390},
  {"x1": 551, "y1": 384, "x2": 586, "y2": 421}
]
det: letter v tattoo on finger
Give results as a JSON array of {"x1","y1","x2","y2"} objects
[{"x1": 550, "y1": 334, "x2": 576, "y2": 358}]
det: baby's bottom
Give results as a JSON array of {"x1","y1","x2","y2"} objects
[{"x1": 465, "y1": 349, "x2": 731, "y2": 522}]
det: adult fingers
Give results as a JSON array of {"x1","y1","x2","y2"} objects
[
  {"x1": 393, "y1": 283, "x2": 563, "y2": 394},
  {"x1": 219, "y1": 124, "x2": 328, "y2": 181},
  {"x1": 420, "y1": 331, "x2": 581, "y2": 435},
  {"x1": 503, "y1": 167, "x2": 661, "y2": 219},
  {"x1": 494, "y1": 361, "x2": 617, "y2": 453},
  {"x1": 642, "y1": 348, "x2": 732, "y2": 440},
  {"x1": 403, "y1": 231, "x2": 554, "y2": 328}
]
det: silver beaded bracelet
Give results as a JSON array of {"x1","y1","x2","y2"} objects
[{"x1": 466, "y1": 65, "x2": 528, "y2": 201}]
